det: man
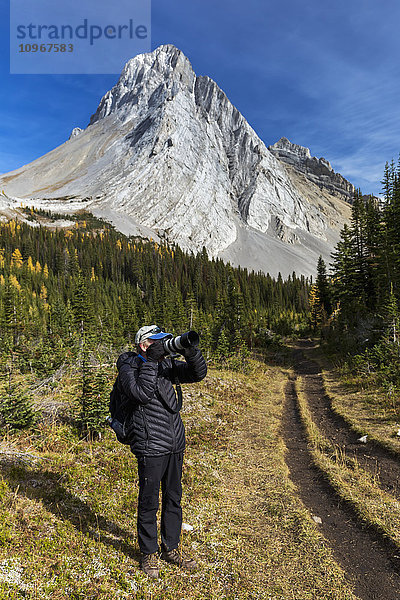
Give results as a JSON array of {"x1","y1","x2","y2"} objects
[{"x1": 117, "y1": 325, "x2": 207, "y2": 578}]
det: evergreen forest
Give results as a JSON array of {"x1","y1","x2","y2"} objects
[
  {"x1": 311, "y1": 159, "x2": 400, "y2": 395},
  {"x1": 0, "y1": 208, "x2": 310, "y2": 433}
]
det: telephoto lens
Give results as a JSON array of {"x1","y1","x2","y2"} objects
[{"x1": 162, "y1": 330, "x2": 200, "y2": 355}]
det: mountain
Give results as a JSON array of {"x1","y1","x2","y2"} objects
[
  {"x1": 0, "y1": 44, "x2": 352, "y2": 277},
  {"x1": 268, "y1": 137, "x2": 354, "y2": 201}
]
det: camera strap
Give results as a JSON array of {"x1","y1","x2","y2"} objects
[{"x1": 170, "y1": 357, "x2": 183, "y2": 413}]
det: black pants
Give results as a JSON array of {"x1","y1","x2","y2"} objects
[{"x1": 136, "y1": 452, "x2": 183, "y2": 555}]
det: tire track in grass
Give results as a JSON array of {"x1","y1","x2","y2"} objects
[
  {"x1": 283, "y1": 378, "x2": 400, "y2": 600},
  {"x1": 293, "y1": 341, "x2": 400, "y2": 499}
]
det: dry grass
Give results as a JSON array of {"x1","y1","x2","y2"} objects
[
  {"x1": 0, "y1": 361, "x2": 358, "y2": 599},
  {"x1": 304, "y1": 344, "x2": 400, "y2": 456},
  {"x1": 295, "y1": 378, "x2": 400, "y2": 549}
]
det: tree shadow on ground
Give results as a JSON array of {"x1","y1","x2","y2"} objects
[
  {"x1": 0, "y1": 458, "x2": 140, "y2": 561},
  {"x1": 255, "y1": 341, "x2": 300, "y2": 370}
]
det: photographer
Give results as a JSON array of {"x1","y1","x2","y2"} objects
[{"x1": 117, "y1": 325, "x2": 207, "y2": 579}]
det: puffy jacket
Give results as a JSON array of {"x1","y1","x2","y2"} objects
[{"x1": 117, "y1": 348, "x2": 207, "y2": 457}]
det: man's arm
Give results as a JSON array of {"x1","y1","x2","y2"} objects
[
  {"x1": 171, "y1": 348, "x2": 207, "y2": 383},
  {"x1": 119, "y1": 360, "x2": 159, "y2": 405}
]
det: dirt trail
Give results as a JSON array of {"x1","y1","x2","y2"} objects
[
  {"x1": 293, "y1": 340, "x2": 400, "y2": 498},
  {"x1": 283, "y1": 377, "x2": 400, "y2": 600}
]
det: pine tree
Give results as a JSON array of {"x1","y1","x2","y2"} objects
[
  {"x1": 0, "y1": 363, "x2": 36, "y2": 430},
  {"x1": 185, "y1": 293, "x2": 198, "y2": 330},
  {"x1": 331, "y1": 224, "x2": 359, "y2": 319},
  {"x1": 71, "y1": 273, "x2": 95, "y2": 339},
  {"x1": 308, "y1": 284, "x2": 322, "y2": 331},
  {"x1": 10, "y1": 248, "x2": 23, "y2": 269},
  {"x1": 226, "y1": 273, "x2": 246, "y2": 346},
  {"x1": 381, "y1": 285, "x2": 400, "y2": 345},
  {"x1": 316, "y1": 256, "x2": 332, "y2": 316},
  {"x1": 215, "y1": 327, "x2": 231, "y2": 366},
  {"x1": 77, "y1": 369, "x2": 109, "y2": 439}
]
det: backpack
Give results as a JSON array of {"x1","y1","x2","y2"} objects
[
  {"x1": 107, "y1": 358, "x2": 183, "y2": 445},
  {"x1": 107, "y1": 376, "x2": 136, "y2": 444}
]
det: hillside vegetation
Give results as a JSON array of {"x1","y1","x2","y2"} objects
[
  {"x1": 2, "y1": 201, "x2": 400, "y2": 598},
  {"x1": 0, "y1": 208, "x2": 309, "y2": 435},
  {"x1": 0, "y1": 359, "x2": 359, "y2": 600}
]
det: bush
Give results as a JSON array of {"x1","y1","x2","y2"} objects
[{"x1": 0, "y1": 370, "x2": 36, "y2": 430}]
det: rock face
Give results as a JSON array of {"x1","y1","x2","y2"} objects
[
  {"x1": 68, "y1": 127, "x2": 83, "y2": 140},
  {"x1": 269, "y1": 137, "x2": 354, "y2": 201},
  {"x1": 0, "y1": 45, "x2": 352, "y2": 276}
]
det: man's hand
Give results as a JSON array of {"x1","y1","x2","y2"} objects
[
  {"x1": 146, "y1": 340, "x2": 166, "y2": 363},
  {"x1": 180, "y1": 346, "x2": 198, "y2": 358}
]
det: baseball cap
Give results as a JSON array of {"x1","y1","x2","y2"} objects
[{"x1": 135, "y1": 325, "x2": 172, "y2": 345}]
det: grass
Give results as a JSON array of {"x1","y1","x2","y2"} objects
[
  {"x1": 303, "y1": 343, "x2": 400, "y2": 456},
  {"x1": 295, "y1": 377, "x2": 400, "y2": 550},
  {"x1": 0, "y1": 359, "x2": 359, "y2": 599}
]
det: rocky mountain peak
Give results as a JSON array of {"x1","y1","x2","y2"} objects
[
  {"x1": 271, "y1": 137, "x2": 312, "y2": 161},
  {"x1": 89, "y1": 44, "x2": 195, "y2": 125},
  {"x1": 69, "y1": 127, "x2": 83, "y2": 140},
  {"x1": 269, "y1": 137, "x2": 354, "y2": 201},
  {"x1": 0, "y1": 45, "x2": 353, "y2": 277}
]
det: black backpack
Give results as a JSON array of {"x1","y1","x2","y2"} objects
[
  {"x1": 107, "y1": 358, "x2": 183, "y2": 445},
  {"x1": 107, "y1": 376, "x2": 136, "y2": 444}
]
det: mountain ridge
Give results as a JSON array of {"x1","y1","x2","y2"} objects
[
  {"x1": 0, "y1": 44, "x2": 352, "y2": 276},
  {"x1": 269, "y1": 137, "x2": 354, "y2": 201}
]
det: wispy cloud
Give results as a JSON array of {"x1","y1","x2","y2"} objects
[{"x1": 1, "y1": 0, "x2": 400, "y2": 197}]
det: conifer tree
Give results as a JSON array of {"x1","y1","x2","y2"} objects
[
  {"x1": 77, "y1": 369, "x2": 109, "y2": 438},
  {"x1": 308, "y1": 284, "x2": 322, "y2": 331},
  {"x1": 0, "y1": 362, "x2": 36, "y2": 430},
  {"x1": 71, "y1": 272, "x2": 95, "y2": 339},
  {"x1": 331, "y1": 224, "x2": 359, "y2": 319},
  {"x1": 215, "y1": 327, "x2": 231, "y2": 365},
  {"x1": 368, "y1": 287, "x2": 400, "y2": 389},
  {"x1": 381, "y1": 285, "x2": 400, "y2": 345},
  {"x1": 185, "y1": 293, "x2": 198, "y2": 330},
  {"x1": 316, "y1": 256, "x2": 332, "y2": 316}
]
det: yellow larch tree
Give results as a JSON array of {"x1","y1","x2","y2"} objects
[
  {"x1": 11, "y1": 248, "x2": 23, "y2": 269},
  {"x1": 27, "y1": 256, "x2": 35, "y2": 272},
  {"x1": 9, "y1": 274, "x2": 21, "y2": 293}
]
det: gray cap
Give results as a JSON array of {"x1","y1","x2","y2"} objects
[{"x1": 135, "y1": 325, "x2": 170, "y2": 345}]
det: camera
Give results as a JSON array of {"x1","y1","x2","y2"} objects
[{"x1": 162, "y1": 330, "x2": 200, "y2": 355}]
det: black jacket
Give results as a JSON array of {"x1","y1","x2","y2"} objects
[{"x1": 117, "y1": 348, "x2": 207, "y2": 457}]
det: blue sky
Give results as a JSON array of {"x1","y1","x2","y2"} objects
[{"x1": 1, "y1": 0, "x2": 399, "y2": 196}]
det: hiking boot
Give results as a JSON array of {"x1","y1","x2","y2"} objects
[
  {"x1": 140, "y1": 552, "x2": 160, "y2": 579},
  {"x1": 160, "y1": 547, "x2": 197, "y2": 570}
]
